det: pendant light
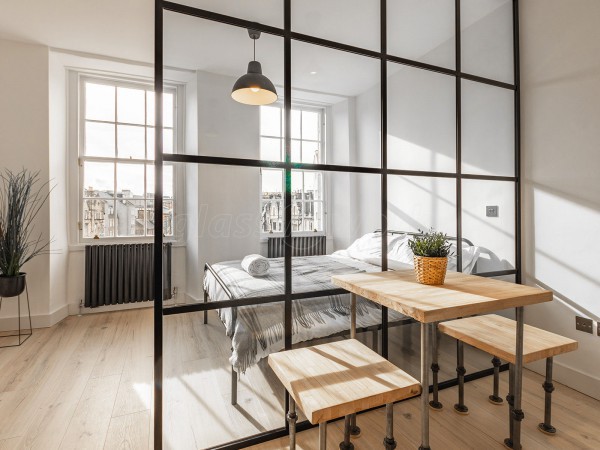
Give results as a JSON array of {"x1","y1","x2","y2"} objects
[{"x1": 231, "y1": 29, "x2": 278, "y2": 105}]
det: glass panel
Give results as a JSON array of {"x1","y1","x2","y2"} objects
[
  {"x1": 261, "y1": 169, "x2": 283, "y2": 201},
  {"x1": 117, "y1": 87, "x2": 145, "y2": 125},
  {"x1": 260, "y1": 105, "x2": 281, "y2": 137},
  {"x1": 301, "y1": 141, "x2": 320, "y2": 164},
  {"x1": 83, "y1": 161, "x2": 114, "y2": 195},
  {"x1": 172, "y1": 0, "x2": 283, "y2": 27},
  {"x1": 163, "y1": 128, "x2": 174, "y2": 154},
  {"x1": 147, "y1": 91, "x2": 174, "y2": 128},
  {"x1": 82, "y1": 198, "x2": 114, "y2": 238},
  {"x1": 293, "y1": 41, "x2": 380, "y2": 168},
  {"x1": 302, "y1": 110, "x2": 320, "y2": 141},
  {"x1": 292, "y1": 0, "x2": 380, "y2": 51},
  {"x1": 85, "y1": 82, "x2": 115, "y2": 121},
  {"x1": 462, "y1": 179, "x2": 515, "y2": 274},
  {"x1": 115, "y1": 199, "x2": 146, "y2": 237},
  {"x1": 116, "y1": 163, "x2": 145, "y2": 198},
  {"x1": 147, "y1": 165, "x2": 174, "y2": 199},
  {"x1": 260, "y1": 137, "x2": 282, "y2": 162},
  {"x1": 117, "y1": 125, "x2": 145, "y2": 159},
  {"x1": 461, "y1": 0, "x2": 514, "y2": 84},
  {"x1": 165, "y1": 13, "x2": 284, "y2": 160},
  {"x1": 387, "y1": 63, "x2": 456, "y2": 172},
  {"x1": 85, "y1": 122, "x2": 115, "y2": 157},
  {"x1": 387, "y1": 0, "x2": 455, "y2": 69},
  {"x1": 462, "y1": 80, "x2": 514, "y2": 176},
  {"x1": 303, "y1": 172, "x2": 323, "y2": 200},
  {"x1": 291, "y1": 109, "x2": 301, "y2": 140},
  {"x1": 261, "y1": 201, "x2": 283, "y2": 233},
  {"x1": 291, "y1": 140, "x2": 301, "y2": 163}
]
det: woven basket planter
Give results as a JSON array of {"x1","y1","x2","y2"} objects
[{"x1": 413, "y1": 256, "x2": 448, "y2": 285}]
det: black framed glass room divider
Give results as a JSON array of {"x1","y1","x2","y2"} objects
[{"x1": 153, "y1": 1, "x2": 521, "y2": 448}]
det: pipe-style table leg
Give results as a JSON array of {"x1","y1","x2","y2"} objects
[
  {"x1": 231, "y1": 365, "x2": 237, "y2": 405},
  {"x1": 419, "y1": 322, "x2": 431, "y2": 450},
  {"x1": 339, "y1": 415, "x2": 354, "y2": 450},
  {"x1": 348, "y1": 294, "x2": 361, "y2": 438},
  {"x1": 511, "y1": 307, "x2": 526, "y2": 450},
  {"x1": 203, "y1": 290, "x2": 208, "y2": 324},
  {"x1": 319, "y1": 422, "x2": 327, "y2": 450},
  {"x1": 504, "y1": 364, "x2": 515, "y2": 448},
  {"x1": 489, "y1": 356, "x2": 504, "y2": 405},
  {"x1": 383, "y1": 403, "x2": 397, "y2": 450},
  {"x1": 538, "y1": 357, "x2": 557, "y2": 435},
  {"x1": 287, "y1": 396, "x2": 298, "y2": 450},
  {"x1": 454, "y1": 340, "x2": 469, "y2": 414},
  {"x1": 429, "y1": 323, "x2": 443, "y2": 410}
]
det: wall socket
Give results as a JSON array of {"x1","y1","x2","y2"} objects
[
  {"x1": 575, "y1": 316, "x2": 593, "y2": 334},
  {"x1": 486, "y1": 205, "x2": 499, "y2": 217}
]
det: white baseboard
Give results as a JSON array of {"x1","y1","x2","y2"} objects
[
  {"x1": 0, "y1": 303, "x2": 69, "y2": 331},
  {"x1": 527, "y1": 359, "x2": 600, "y2": 401},
  {"x1": 66, "y1": 292, "x2": 198, "y2": 316}
]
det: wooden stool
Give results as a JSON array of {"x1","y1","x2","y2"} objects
[
  {"x1": 268, "y1": 339, "x2": 421, "y2": 450},
  {"x1": 435, "y1": 315, "x2": 577, "y2": 446}
]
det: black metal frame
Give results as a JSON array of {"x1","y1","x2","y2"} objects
[
  {"x1": 0, "y1": 281, "x2": 33, "y2": 348},
  {"x1": 154, "y1": 0, "x2": 521, "y2": 448}
]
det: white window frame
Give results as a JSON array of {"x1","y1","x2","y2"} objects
[
  {"x1": 69, "y1": 71, "x2": 185, "y2": 245},
  {"x1": 259, "y1": 102, "x2": 327, "y2": 237}
]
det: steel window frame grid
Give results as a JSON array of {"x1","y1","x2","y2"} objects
[{"x1": 153, "y1": 0, "x2": 522, "y2": 448}]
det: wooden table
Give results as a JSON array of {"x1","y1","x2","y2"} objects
[{"x1": 332, "y1": 270, "x2": 552, "y2": 450}]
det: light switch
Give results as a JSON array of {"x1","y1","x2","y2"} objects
[{"x1": 486, "y1": 206, "x2": 499, "y2": 217}]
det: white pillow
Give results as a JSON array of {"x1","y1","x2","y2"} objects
[{"x1": 346, "y1": 232, "x2": 406, "y2": 261}]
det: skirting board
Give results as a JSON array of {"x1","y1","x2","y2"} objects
[
  {"x1": 527, "y1": 359, "x2": 600, "y2": 401},
  {"x1": 67, "y1": 292, "x2": 193, "y2": 316},
  {"x1": 0, "y1": 303, "x2": 69, "y2": 331}
]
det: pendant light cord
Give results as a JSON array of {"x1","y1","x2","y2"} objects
[{"x1": 253, "y1": 38, "x2": 256, "y2": 61}]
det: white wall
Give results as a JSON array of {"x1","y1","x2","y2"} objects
[
  {"x1": 521, "y1": 0, "x2": 600, "y2": 399},
  {"x1": 0, "y1": 39, "x2": 53, "y2": 329}
]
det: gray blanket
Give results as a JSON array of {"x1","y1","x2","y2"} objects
[{"x1": 204, "y1": 255, "x2": 406, "y2": 373}]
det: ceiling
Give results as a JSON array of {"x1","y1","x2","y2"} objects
[{"x1": 0, "y1": 0, "x2": 508, "y2": 97}]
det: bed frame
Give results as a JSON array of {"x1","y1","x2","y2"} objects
[{"x1": 201, "y1": 230, "x2": 477, "y2": 405}]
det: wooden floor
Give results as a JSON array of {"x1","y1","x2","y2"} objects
[{"x1": 0, "y1": 308, "x2": 598, "y2": 450}]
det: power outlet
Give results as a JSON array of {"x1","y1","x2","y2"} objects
[
  {"x1": 486, "y1": 206, "x2": 499, "y2": 217},
  {"x1": 575, "y1": 316, "x2": 593, "y2": 334}
]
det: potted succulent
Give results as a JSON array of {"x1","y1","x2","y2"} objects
[
  {"x1": 0, "y1": 169, "x2": 51, "y2": 297},
  {"x1": 408, "y1": 228, "x2": 452, "y2": 286}
]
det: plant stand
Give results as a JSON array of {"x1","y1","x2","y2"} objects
[{"x1": 0, "y1": 280, "x2": 32, "y2": 348}]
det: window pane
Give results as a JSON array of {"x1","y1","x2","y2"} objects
[
  {"x1": 461, "y1": 0, "x2": 514, "y2": 84},
  {"x1": 291, "y1": 140, "x2": 301, "y2": 163},
  {"x1": 85, "y1": 83, "x2": 115, "y2": 121},
  {"x1": 462, "y1": 80, "x2": 514, "y2": 176},
  {"x1": 163, "y1": 128, "x2": 174, "y2": 154},
  {"x1": 291, "y1": 109, "x2": 301, "y2": 139},
  {"x1": 117, "y1": 125, "x2": 145, "y2": 159},
  {"x1": 301, "y1": 142, "x2": 320, "y2": 164},
  {"x1": 82, "y1": 198, "x2": 114, "y2": 238},
  {"x1": 115, "y1": 199, "x2": 145, "y2": 237},
  {"x1": 117, "y1": 87, "x2": 145, "y2": 124},
  {"x1": 116, "y1": 163, "x2": 145, "y2": 198},
  {"x1": 85, "y1": 122, "x2": 115, "y2": 157},
  {"x1": 147, "y1": 165, "x2": 174, "y2": 199},
  {"x1": 301, "y1": 110, "x2": 320, "y2": 141},
  {"x1": 147, "y1": 92, "x2": 155, "y2": 126},
  {"x1": 163, "y1": 93, "x2": 174, "y2": 128},
  {"x1": 260, "y1": 137, "x2": 282, "y2": 162},
  {"x1": 388, "y1": 0, "x2": 455, "y2": 69},
  {"x1": 261, "y1": 201, "x2": 283, "y2": 233},
  {"x1": 261, "y1": 169, "x2": 283, "y2": 200},
  {"x1": 260, "y1": 105, "x2": 281, "y2": 137},
  {"x1": 291, "y1": 171, "x2": 303, "y2": 195},
  {"x1": 84, "y1": 161, "x2": 114, "y2": 195},
  {"x1": 303, "y1": 172, "x2": 322, "y2": 200}
]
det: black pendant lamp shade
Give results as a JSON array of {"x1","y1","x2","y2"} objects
[{"x1": 231, "y1": 29, "x2": 278, "y2": 105}]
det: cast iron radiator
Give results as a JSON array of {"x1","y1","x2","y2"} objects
[
  {"x1": 84, "y1": 243, "x2": 172, "y2": 308},
  {"x1": 267, "y1": 235, "x2": 326, "y2": 258}
]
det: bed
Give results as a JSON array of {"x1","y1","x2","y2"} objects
[{"x1": 202, "y1": 231, "x2": 480, "y2": 403}]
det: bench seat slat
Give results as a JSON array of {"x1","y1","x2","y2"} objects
[
  {"x1": 438, "y1": 314, "x2": 578, "y2": 364},
  {"x1": 268, "y1": 339, "x2": 421, "y2": 424}
]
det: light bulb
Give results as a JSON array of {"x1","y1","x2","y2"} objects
[{"x1": 251, "y1": 87, "x2": 260, "y2": 93}]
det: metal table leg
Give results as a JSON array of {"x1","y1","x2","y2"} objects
[
  {"x1": 348, "y1": 294, "x2": 360, "y2": 438},
  {"x1": 509, "y1": 307, "x2": 525, "y2": 450},
  {"x1": 504, "y1": 364, "x2": 515, "y2": 448},
  {"x1": 287, "y1": 396, "x2": 297, "y2": 450},
  {"x1": 340, "y1": 415, "x2": 354, "y2": 450},
  {"x1": 489, "y1": 356, "x2": 504, "y2": 404},
  {"x1": 419, "y1": 322, "x2": 431, "y2": 450},
  {"x1": 454, "y1": 340, "x2": 469, "y2": 414},
  {"x1": 429, "y1": 322, "x2": 443, "y2": 410},
  {"x1": 319, "y1": 422, "x2": 327, "y2": 450},
  {"x1": 538, "y1": 357, "x2": 556, "y2": 435},
  {"x1": 384, "y1": 403, "x2": 397, "y2": 450}
]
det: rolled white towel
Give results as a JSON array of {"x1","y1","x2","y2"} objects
[{"x1": 241, "y1": 254, "x2": 270, "y2": 276}]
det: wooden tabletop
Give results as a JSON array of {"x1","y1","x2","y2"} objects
[
  {"x1": 268, "y1": 339, "x2": 421, "y2": 424},
  {"x1": 331, "y1": 270, "x2": 553, "y2": 323},
  {"x1": 438, "y1": 314, "x2": 578, "y2": 364}
]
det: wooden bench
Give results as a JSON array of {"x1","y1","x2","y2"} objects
[
  {"x1": 268, "y1": 339, "x2": 421, "y2": 450},
  {"x1": 436, "y1": 314, "x2": 577, "y2": 445}
]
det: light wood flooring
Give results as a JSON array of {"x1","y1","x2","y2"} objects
[{"x1": 0, "y1": 308, "x2": 598, "y2": 449}]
